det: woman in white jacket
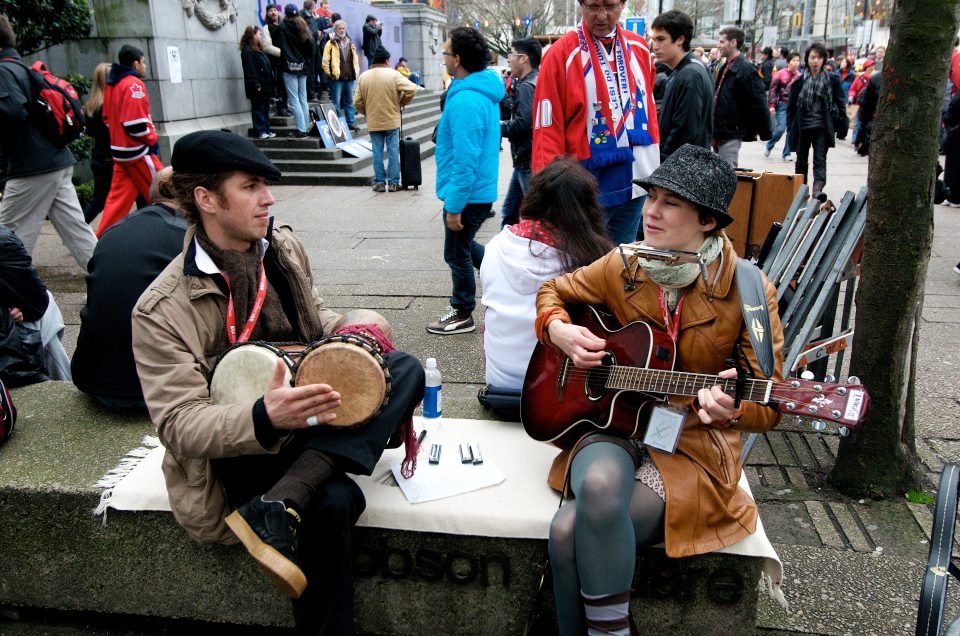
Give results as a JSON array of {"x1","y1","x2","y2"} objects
[{"x1": 480, "y1": 159, "x2": 612, "y2": 390}]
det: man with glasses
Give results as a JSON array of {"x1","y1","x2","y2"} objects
[
  {"x1": 427, "y1": 27, "x2": 504, "y2": 335},
  {"x1": 532, "y1": 0, "x2": 660, "y2": 246},
  {"x1": 500, "y1": 38, "x2": 541, "y2": 227}
]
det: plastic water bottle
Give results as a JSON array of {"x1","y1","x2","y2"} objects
[{"x1": 423, "y1": 358, "x2": 442, "y2": 418}]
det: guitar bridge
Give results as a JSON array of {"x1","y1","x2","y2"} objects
[{"x1": 557, "y1": 357, "x2": 570, "y2": 401}]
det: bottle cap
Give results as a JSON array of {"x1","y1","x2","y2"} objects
[{"x1": 426, "y1": 357, "x2": 437, "y2": 368}]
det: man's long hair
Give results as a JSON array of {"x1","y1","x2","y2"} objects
[{"x1": 165, "y1": 172, "x2": 228, "y2": 225}]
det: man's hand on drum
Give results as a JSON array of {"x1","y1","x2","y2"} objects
[
  {"x1": 547, "y1": 320, "x2": 607, "y2": 368},
  {"x1": 696, "y1": 368, "x2": 742, "y2": 426},
  {"x1": 263, "y1": 360, "x2": 341, "y2": 429}
]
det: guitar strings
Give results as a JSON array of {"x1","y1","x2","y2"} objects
[{"x1": 552, "y1": 367, "x2": 857, "y2": 419}]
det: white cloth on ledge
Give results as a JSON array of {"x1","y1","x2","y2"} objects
[{"x1": 93, "y1": 416, "x2": 785, "y2": 608}]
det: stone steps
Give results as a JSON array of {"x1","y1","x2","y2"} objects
[{"x1": 252, "y1": 90, "x2": 441, "y2": 186}]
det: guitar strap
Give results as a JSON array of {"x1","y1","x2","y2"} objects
[{"x1": 734, "y1": 258, "x2": 775, "y2": 379}]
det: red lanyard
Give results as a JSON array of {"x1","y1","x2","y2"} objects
[
  {"x1": 657, "y1": 288, "x2": 686, "y2": 344},
  {"x1": 713, "y1": 61, "x2": 732, "y2": 107},
  {"x1": 223, "y1": 262, "x2": 268, "y2": 345}
]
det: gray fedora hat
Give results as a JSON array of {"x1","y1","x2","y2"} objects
[{"x1": 633, "y1": 144, "x2": 738, "y2": 229}]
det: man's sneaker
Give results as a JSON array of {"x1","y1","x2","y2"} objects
[
  {"x1": 225, "y1": 496, "x2": 307, "y2": 598},
  {"x1": 954, "y1": 262, "x2": 960, "y2": 276},
  {"x1": 387, "y1": 183, "x2": 400, "y2": 192},
  {"x1": 763, "y1": 147, "x2": 771, "y2": 158},
  {"x1": 266, "y1": 131, "x2": 277, "y2": 138},
  {"x1": 258, "y1": 132, "x2": 271, "y2": 140},
  {"x1": 426, "y1": 306, "x2": 475, "y2": 335},
  {"x1": 372, "y1": 183, "x2": 386, "y2": 192},
  {"x1": 782, "y1": 154, "x2": 793, "y2": 162}
]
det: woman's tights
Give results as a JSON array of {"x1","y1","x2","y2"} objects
[{"x1": 548, "y1": 441, "x2": 665, "y2": 635}]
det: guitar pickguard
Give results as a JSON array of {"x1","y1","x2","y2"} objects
[
  {"x1": 585, "y1": 352, "x2": 616, "y2": 401},
  {"x1": 521, "y1": 305, "x2": 677, "y2": 449}
]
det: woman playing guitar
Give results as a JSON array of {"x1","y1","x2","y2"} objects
[{"x1": 534, "y1": 144, "x2": 785, "y2": 635}]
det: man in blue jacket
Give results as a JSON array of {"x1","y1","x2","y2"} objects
[{"x1": 427, "y1": 27, "x2": 504, "y2": 335}]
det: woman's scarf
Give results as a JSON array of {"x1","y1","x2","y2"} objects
[
  {"x1": 574, "y1": 20, "x2": 655, "y2": 171},
  {"x1": 799, "y1": 69, "x2": 830, "y2": 111},
  {"x1": 636, "y1": 235, "x2": 723, "y2": 310}
]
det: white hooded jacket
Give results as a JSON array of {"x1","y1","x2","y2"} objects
[{"x1": 480, "y1": 226, "x2": 565, "y2": 390}]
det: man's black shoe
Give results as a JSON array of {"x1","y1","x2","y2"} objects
[{"x1": 225, "y1": 496, "x2": 307, "y2": 598}]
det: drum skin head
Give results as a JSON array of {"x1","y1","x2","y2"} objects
[
  {"x1": 296, "y1": 341, "x2": 387, "y2": 427},
  {"x1": 210, "y1": 345, "x2": 292, "y2": 405}
]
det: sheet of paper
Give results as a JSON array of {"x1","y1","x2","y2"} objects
[
  {"x1": 167, "y1": 46, "x2": 182, "y2": 84},
  {"x1": 391, "y1": 456, "x2": 505, "y2": 504}
]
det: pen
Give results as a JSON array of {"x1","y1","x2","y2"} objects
[{"x1": 417, "y1": 429, "x2": 427, "y2": 444}]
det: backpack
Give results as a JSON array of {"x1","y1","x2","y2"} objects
[
  {"x1": 0, "y1": 377, "x2": 15, "y2": 446},
  {"x1": 0, "y1": 58, "x2": 86, "y2": 147}
]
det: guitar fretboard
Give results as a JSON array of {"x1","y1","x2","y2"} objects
[{"x1": 605, "y1": 366, "x2": 773, "y2": 403}]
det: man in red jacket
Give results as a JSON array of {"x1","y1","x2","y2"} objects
[
  {"x1": 531, "y1": 0, "x2": 660, "y2": 246},
  {"x1": 98, "y1": 44, "x2": 164, "y2": 237}
]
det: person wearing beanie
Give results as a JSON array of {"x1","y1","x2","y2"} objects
[
  {"x1": 534, "y1": 143, "x2": 785, "y2": 635},
  {"x1": 130, "y1": 130, "x2": 425, "y2": 632},
  {"x1": 353, "y1": 46, "x2": 418, "y2": 192},
  {"x1": 277, "y1": 3, "x2": 314, "y2": 137}
]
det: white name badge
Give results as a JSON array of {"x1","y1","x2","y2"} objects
[{"x1": 643, "y1": 404, "x2": 686, "y2": 455}]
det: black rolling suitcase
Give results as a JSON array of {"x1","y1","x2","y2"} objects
[{"x1": 399, "y1": 113, "x2": 422, "y2": 190}]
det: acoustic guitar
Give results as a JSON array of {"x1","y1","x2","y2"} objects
[{"x1": 521, "y1": 305, "x2": 870, "y2": 449}]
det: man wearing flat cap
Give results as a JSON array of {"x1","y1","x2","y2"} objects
[{"x1": 131, "y1": 130, "x2": 424, "y2": 634}]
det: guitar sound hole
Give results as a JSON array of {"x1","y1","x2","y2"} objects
[{"x1": 584, "y1": 352, "x2": 614, "y2": 401}]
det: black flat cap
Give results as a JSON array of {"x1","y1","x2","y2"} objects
[
  {"x1": 634, "y1": 144, "x2": 737, "y2": 228},
  {"x1": 172, "y1": 130, "x2": 281, "y2": 181}
]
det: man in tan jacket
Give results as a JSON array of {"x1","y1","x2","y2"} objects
[
  {"x1": 353, "y1": 46, "x2": 418, "y2": 192},
  {"x1": 131, "y1": 130, "x2": 424, "y2": 633}
]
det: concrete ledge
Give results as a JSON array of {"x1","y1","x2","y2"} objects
[{"x1": 0, "y1": 382, "x2": 763, "y2": 634}]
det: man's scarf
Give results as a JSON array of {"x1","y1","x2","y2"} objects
[
  {"x1": 799, "y1": 69, "x2": 830, "y2": 112},
  {"x1": 575, "y1": 20, "x2": 655, "y2": 171}
]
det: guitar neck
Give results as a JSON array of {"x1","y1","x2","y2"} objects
[{"x1": 606, "y1": 367, "x2": 773, "y2": 403}]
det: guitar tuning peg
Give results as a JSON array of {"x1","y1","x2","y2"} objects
[
  {"x1": 847, "y1": 375, "x2": 860, "y2": 384},
  {"x1": 800, "y1": 370, "x2": 815, "y2": 380},
  {"x1": 838, "y1": 426, "x2": 850, "y2": 437},
  {"x1": 824, "y1": 374, "x2": 836, "y2": 383},
  {"x1": 811, "y1": 420, "x2": 826, "y2": 432},
  {"x1": 831, "y1": 409, "x2": 842, "y2": 419}
]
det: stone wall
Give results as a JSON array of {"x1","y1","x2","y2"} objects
[{"x1": 30, "y1": 0, "x2": 445, "y2": 158}]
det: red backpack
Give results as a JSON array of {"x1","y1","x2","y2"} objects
[{"x1": 0, "y1": 58, "x2": 86, "y2": 147}]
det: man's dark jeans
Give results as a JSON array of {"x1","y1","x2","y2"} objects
[
  {"x1": 796, "y1": 127, "x2": 829, "y2": 183},
  {"x1": 500, "y1": 167, "x2": 531, "y2": 228},
  {"x1": 443, "y1": 203, "x2": 490, "y2": 313}
]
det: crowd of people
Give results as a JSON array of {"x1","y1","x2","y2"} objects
[{"x1": 1, "y1": 1, "x2": 956, "y2": 634}]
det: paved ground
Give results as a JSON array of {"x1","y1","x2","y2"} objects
[{"x1": 18, "y1": 135, "x2": 960, "y2": 635}]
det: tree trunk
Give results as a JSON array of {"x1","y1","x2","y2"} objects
[{"x1": 830, "y1": 0, "x2": 959, "y2": 497}]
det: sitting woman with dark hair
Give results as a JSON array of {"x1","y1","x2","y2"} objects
[{"x1": 480, "y1": 158, "x2": 612, "y2": 392}]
